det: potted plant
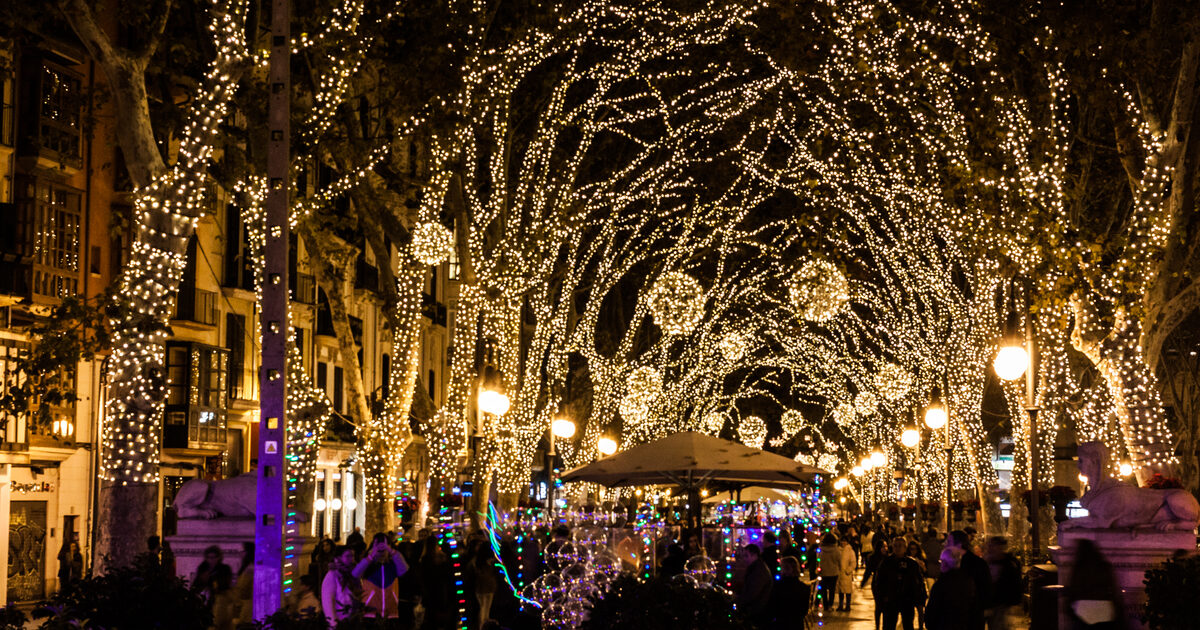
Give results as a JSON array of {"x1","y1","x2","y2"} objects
[
  {"x1": 1047, "y1": 485, "x2": 1077, "y2": 523},
  {"x1": 901, "y1": 504, "x2": 917, "y2": 520},
  {"x1": 920, "y1": 502, "x2": 941, "y2": 519},
  {"x1": 1144, "y1": 554, "x2": 1200, "y2": 629},
  {"x1": 1144, "y1": 474, "x2": 1184, "y2": 489},
  {"x1": 949, "y1": 500, "x2": 965, "y2": 522}
]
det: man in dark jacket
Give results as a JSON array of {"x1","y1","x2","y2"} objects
[
  {"x1": 948, "y1": 530, "x2": 991, "y2": 630},
  {"x1": 878, "y1": 537, "x2": 927, "y2": 630},
  {"x1": 926, "y1": 548, "x2": 978, "y2": 630},
  {"x1": 984, "y1": 536, "x2": 1023, "y2": 630},
  {"x1": 767, "y1": 556, "x2": 810, "y2": 630},
  {"x1": 738, "y1": 544, "x2": 774, "y2": 626}
]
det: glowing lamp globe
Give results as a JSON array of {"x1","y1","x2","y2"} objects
[
  {"x1": 861, "y1": 457, "x2": 874, "y2": 471},
  {"x1": 330, "y1": 498, "x2": 343, "y2": 511},
  {"x1": 833, "y1": 478, "x2": 849, "y2": 490},
  {"x1": 870, "y1": 449, "x2": 887, "y2": 468},
  {"x1": 597, "y1": 436, "x2": 618, "y2": 455},
  {"x1": 314, "y1": 498, "x2": 327, "y2": 512},
  {"x1": 1119, "y1": 462, "x2": 1133, "y2": 477},
  {"x1": 479, "y1": 389, "x2": 511, "y2": 416},
  {"x1": 993, "y1": 345, "x2": 1030, "y2": 381},
  {"x1": 552, "y1": 418, "x2": 577, "y2": 439},
  {"x1": 923, "y1": 403, "x2": 948, "y2": 430},
  {"x1": 851, "y1": 466, "x2": 865, "y2": 477},
  {"x1": 345, "y1": 498, "x2": 358, "y2": 511},
  {"x1": 900, "y1": 427, "x2": 919, "y2": 448}
]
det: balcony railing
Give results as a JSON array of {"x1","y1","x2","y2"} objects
[{"x1": 174, "y1": 287, "x2": 218, "y2": 326}]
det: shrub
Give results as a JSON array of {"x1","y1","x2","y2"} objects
[
  {"x1": 580, "y1": 575, "x2": 751, "y2": 630},
  {"x1": 33, "y1": 554, "x2": 211, "y2": 630},
  {"x1": 1143, "y1": 553, "x2": 1200, "y2": 629}
]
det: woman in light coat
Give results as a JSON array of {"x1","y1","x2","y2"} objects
[{"x1": 835, "y1": 537, "x2": 857, "y2": 611}]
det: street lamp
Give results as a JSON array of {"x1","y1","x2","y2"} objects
[
  {"x1": 925, "y1": 389, "x2": 952, "y2": 534},
  {"x1": 993, "y1": 345, "x2": 1030, "y2": 382},
  {"x1": 478, "y1": 389, "x2": 511, "y2": 416},
  {"x1": 870, "y1": 448, "x2": 887, "y2": 468},
  {"x1": 923, "y1": 401, "x2": 947, "y2": 431},
  {"x1": 546, "y1": 416, "x2": 577, "y2": 514},
  {"x1": 995, "y1": 284, "x2": 1041, "y2": 561},
  {"x1": 901, "y1": 426, "x2": 920, "y2": 449},
  {"x1": 597, "y1": 436, "x2": 618, "y2": 456},
  {"x1": 851, "y1": 465, "x2": 865, "y2": 477}
]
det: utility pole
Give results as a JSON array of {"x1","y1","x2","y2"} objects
[{"x1": 254, "y1": 0, "x2": 290, "y2": 618}]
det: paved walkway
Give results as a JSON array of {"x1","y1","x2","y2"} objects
[{"x1": 809, "y1": 568, "x2": 1030, "y2": 630}]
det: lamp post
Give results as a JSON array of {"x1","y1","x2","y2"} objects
[
  {"x1": 924, "y1": 392, "x2": 949, "y2": 533},
  {"x1": 994, "y1": 296, "x2": 1039, "y2": 561},
  {"x1": 547, "y1": 417, "x2": 576, "y2": 515},
  {"x1": 901, "y1": 423, "x2": 919, "y2": 526},
  {"x1": 861, "y1": 455, "x2": 876, "y2": 520}
]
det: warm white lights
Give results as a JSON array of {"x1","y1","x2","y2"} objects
[
  {"x1": 329, "y1": 498, "x2": 343, "y2": 511},
  {"x1": 994, "y1": 345, "x2": 1030, "y2": 381},
  {"x1": 551, "y1": 418, "x2": 577, "y2": 439},
  {"x1": 900, "y1": 427, "x2": 919, "y2": 448},
  {"x1": 314, "y1": 498, "x2": 327, "y2": 512},
  {"x1": 479, "y1": 389, "x2": 511, "y2": 416},
  {"x1": 597, "y1": 437, "x2": 618, "y2": 456},
  {"x1": 833, "y1": 477, "x2": 849, "y2": 490},
  {"x1": 1119, "y1": 462, "x2": 1133, "y2": 477},
  {"x1": 924, "y1": 402, "x2": 948, "y2": 430},
  {"x1": 851, "y1": 466, "x2": 865, "y2": 477},
  {"x1": 870, "y1": 449, "x2": 887, "y2": 468}
]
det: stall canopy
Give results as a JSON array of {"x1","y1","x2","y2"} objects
[
  {"x1": 701, "y1": 486, "x2": 800, "y2": 504},
  {"x1": 561, "y1": 431, "x2": 828, "y2": 489}
]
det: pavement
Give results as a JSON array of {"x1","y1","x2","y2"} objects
[{"x1": 809, "y1": 568, "x2": 1031, "y2": 630}]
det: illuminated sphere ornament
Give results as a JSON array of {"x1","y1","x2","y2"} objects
[
  {"x1": 739, "y1": 415, "x2": 767, "y2": 449},
  {"x1": 854, "y1": 391, "x2": 878, "y2": 415},
  {"x1": 1119, "y1": 462, "x2": 1133, "y2": 477},
  {"x1": 875, "y1": 364, "x2": 913, "y2": 402},
  {"x1": 702, "y1": 411, "x2": 725, "y2": 434},
  {"x1": 597, "y1": 437, "x2": 618, "y2": 456},
  {"x1": 647, "y1": 271, "x2": 706, "y2": 335},
  {"x1": 834, "y1": 478, "x2": 849, "y2": 490},
  {"x1": 924, "y1": 402, "x2": 948, "y2": 430},
  {"x1": 861, "y1": 456, "x2": 874, "y2": 471},
  {"x1": 901, "y1": 426, "x2": 919, "y2": 448},
  {"x1": 619, "y1": 366, "x2": 663, "y2": 424},
  {"x1": 411, "y1": 221, "x2": 455, "y2": 265},
  {"x1": 833, "y1": 403, "x2": 855, "y2": 427},
  {"x1": 851, "y1": 465, "x2": 865, "y2": 477},
  {"x1": 789, "y1": 259, "x2": 850, "y2": 322},
  {"x1": 817, "y1": 453, "x2": 840, "y2": 473},
  {"x1": 719, "y1": 332, "x2": 747, "y2": 362},
  {"x1": 994, "y1": 345, "x2": 1030, "y2": 381},
  {"x1": 870, "y1": 449, "x2": 887, "y2": 468},
  {"x1": 780, "y1": 409, "x2": 804, "y2": 436}
]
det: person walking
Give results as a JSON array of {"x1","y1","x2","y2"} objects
[
  {"x1": 926, "y1": 548, "x2": 978, "y2": 630},
  {"x1": 861, "y1": 537, "x2": 890, "y2": 630},
  {"x1": 767, "y1": 556, "x2": 811, "y2": 630},
  {"x1": 878, "y1": 536, "x2": 927, "y2": 630},
  {"x1": 817, "y1": 533, "x2": 841, "y2": 612},
  {"x1": 947, "y1": 529, "x2": 991, "y2": 630},
  {"x1": 984, "y1": 536, "x2": 1023, "y2": 630},
  {"x1": 322, "y1": 545, "x2": 363, "y2": 626},
  {"x1": 836, "y1": 536, "x2": 857, "y2": 611},
  {"x1": 1064, "y1": 539, "x2": 1124, "y2": 630},
  {"x1": 737, "y1": 544, "x2": 774, "y2": 626},
  {"x1": 468, "y1": 536, "x2": 500, "y2": 630},
  {"x1": 193, "y1": 545, "x2": 235, "y2": 630},
  {"x1": 232, "y1": 542, "x2": 255, "y2": 626},
  {"x1": 921, "y1": 527, "x2": 942, "y2": 588}
]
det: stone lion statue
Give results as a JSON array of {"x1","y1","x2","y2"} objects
[
  {"x1": 1060, "y1": 441, "x2": 1200, "y2": 532},
  {"x1": 173, "y1": 472, "x2": 258, "y2": 519}
]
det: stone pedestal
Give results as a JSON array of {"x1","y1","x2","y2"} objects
[
  {"x1": 168, "y1": 518, "x2": 316, "y2": 586},
  {"x1": 1051, "y1": 527, "x2": 1195, "y2": 630}
]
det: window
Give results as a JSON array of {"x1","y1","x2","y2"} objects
[
  {"x1": 163, "y1": 342, "x2": 229, "y2": 449},
  {"x1": 317, "y1": 361, "x2": 327, "y2": 396},
  {"x1": 226, "y1": 313, "x2": 246, "y2": 400},
  {"x1": 38, "y1": 63, "x2": 81, "y2": 159},
  {"x1": 381, "y1": 354, "x2": 390, "y2": 399},
  {"x1": 0, "y1": 340, "x2": 30, "y2": 447},
  {"x1": 0, "y1": 70, "x2": 13, "y2": 147},
  {"x1": 447, "y1": 220, "x2": 461, "y2": 280},
  {"x1": 333, "y1": 366, "x2": 344, "y2": 414},
  {"x1": 428, "y1": 369, "x2": 436, "y2": 400},
  {"x1": 14, "y1": 178, "x2": 82, "y2": 299}
]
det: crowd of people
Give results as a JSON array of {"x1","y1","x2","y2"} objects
[{"x1": 720, "y1": 520, "x2": 1026, "y2": 630}]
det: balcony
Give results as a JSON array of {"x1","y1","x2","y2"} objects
[
  {"x1": 422, "y1": 293, "x2": 447, "y2": 327},
  {"x1": 173, "y1": 287, "x2": 218, "y2": 326}
]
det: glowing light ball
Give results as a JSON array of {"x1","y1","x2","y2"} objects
[
  {"x1": 597, "y1": 437, "x2": 618, "y2": 455},
  {"x1": 479, "y1": 389, "x2": 511, "y2": 416},
  {"x1": 851, "y1": 466, "x2": 865, "y2": 477},
  {"x1": 855, "y1": 390, "x2": 878, "y2": 415},
  {"x1": 411, "y1": 221, "x2": 455, "y2": 265},
  {"x1": 901, "y1": 427, "x2": 919, "y2": 448},
  {"x1": 780, "y1": 409, "x2": 804, "y2": 435},
  {"x1": 875, "y1": 363, "x2": 913, "y2": 401},
  {"x1": 994, "y1": 345, "x2": 1030, "y2": 381},
  {"x1": 647, "y1": 271, "x2": 706, "y2": 335},
  {"x1": 719, "y1": 332, "x2": 746, "y2": 362},
  {"x1": 739, "y1": 415, "x2": 767, "y2": 449},
  {"x1": 833, "y1": 402, "x2": 855, "y2": 427},
  {"x1": 552, "y1": 418, "x2": 577, "y2": 439},
  {"x1": 789, "y1": 259, "x2": 850, "y2": 322},
  {"x1": 870, "y1": 449, "x2": 887, "y2": 468},
  {"x1": 861, "y1": 456, "x2": 875, "y2": 471},
  {"x1": 924, "y1": 402, "x2": 947, "y2": 430},
  {"x1": 702, "y1": 411, "x2": 726, "y2": 434},
  {"x1": 1119, "y1": 462, "x2": 1133, "y2": 477},
  {"x1": 834, "y1": 478, "x2": 849, "y2": 490},
  {"x1": 619, "y1": 366, "x2": 663, "y2": 423}
]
